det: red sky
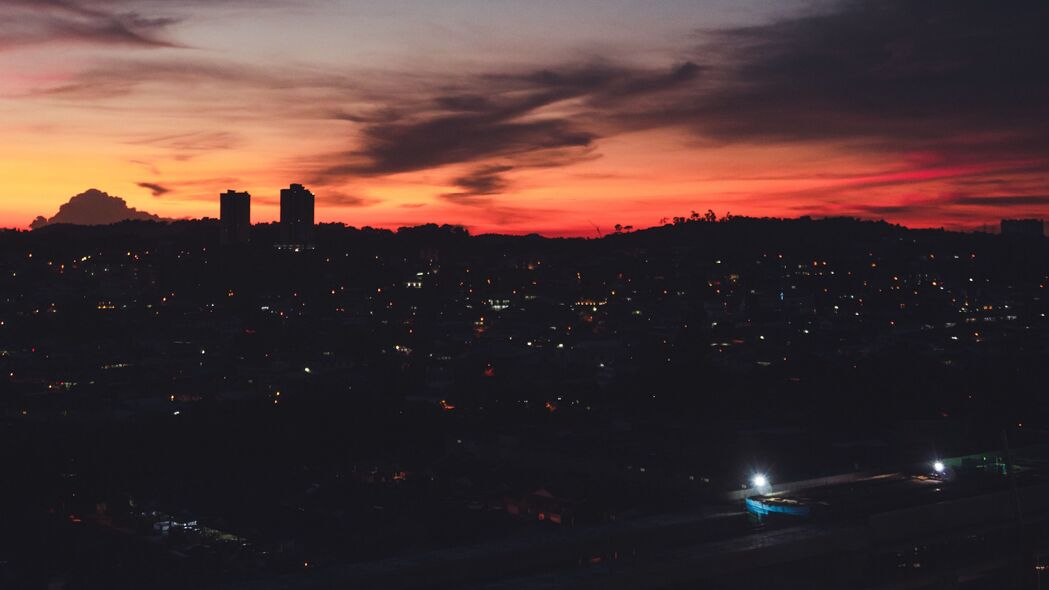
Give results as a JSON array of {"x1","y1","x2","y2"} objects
[{"x1": 2, "y1": 0, "x2": 1047, "y2": 235}]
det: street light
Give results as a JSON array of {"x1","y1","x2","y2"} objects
[
  {"x1": 933, "y1": 460, "x2": 946, "y2": 474},
  {"x1": 752, "y1": 473, "x2": 769, "y2": 489}
]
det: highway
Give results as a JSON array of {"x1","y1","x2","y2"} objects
[{"x1": 216, "y1": 468, "x2": 1049, "y2": 590}]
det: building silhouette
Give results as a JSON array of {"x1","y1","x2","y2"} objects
[
  {"x1": 1001, "y1": 218, "x2": 1044, "y2": 238},
  {"x1": 219, "y1": 190, "x2": 251, "y2": 244},
  {"x1": 279, "y1": 183, "x2": 315, "y2": 249}
]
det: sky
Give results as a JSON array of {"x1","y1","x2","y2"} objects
[{"x1": 1, "y1": 0, "x2": 1047, "y2": 236}]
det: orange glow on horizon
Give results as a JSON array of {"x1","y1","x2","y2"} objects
[{"x1": 2, "y1": 3, "x2": 1045, "y2": 236}]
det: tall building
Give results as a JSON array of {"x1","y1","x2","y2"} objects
[
  {"x1": 219, "y1": 190, "x2": 251, "y2": 245},
  {"x1": 1001, "y1": 218, "x2": 1044, "y2": 238},
  {"x1": 279, "y1": 183, "x2": 315, "y2": 249}
]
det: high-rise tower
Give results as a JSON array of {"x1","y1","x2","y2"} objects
[
  {"x1": 219, "y1": 190, "x2": 251, "y2": 245},
  {"x1": 279, "y1": 183, "x2": 315, "y2": 249}
]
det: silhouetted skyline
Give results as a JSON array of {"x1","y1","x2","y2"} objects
[{"x1": 1, "y1": 0, "x2": 1047, "y2": 235}]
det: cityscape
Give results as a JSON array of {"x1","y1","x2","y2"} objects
[
  {"x1": 3, "y1": 185, "x2": 1049, "y2": 587},
  {"x1": 3, "y1": 0, "x2": 1049, "y2": 589}
]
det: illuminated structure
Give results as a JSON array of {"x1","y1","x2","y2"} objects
[
  {"x1": 279, "y1": 183, "x2": 315, "y2": 249},
  {"x1": 745, "y1": 496, "x2": 812, "y2": 519},
  {"x1": 219, "y1": 190, "x2": 251, "y2": 244}
]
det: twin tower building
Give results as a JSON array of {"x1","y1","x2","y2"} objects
[{"x1": 220, "y1": 183, "x2": 315, "y2": 249}]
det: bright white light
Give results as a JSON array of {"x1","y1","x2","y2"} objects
[
  {"x1": 933, "y1": 461, "x2": 945, "y2": 473},
  {"x1": 304, "y1": 367, "x2": 311, "y2": 373},
  {"x1": 752, "y1": 474, "x2": 769, "y2": 488}
]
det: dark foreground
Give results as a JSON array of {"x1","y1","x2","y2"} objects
[{"x1": 2, "y1": 217, "x2": 1049, "y2": 588}]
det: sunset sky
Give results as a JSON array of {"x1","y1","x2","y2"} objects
[{"x1": 2, "y1": 0, "x2": 1047, "y2": 235}]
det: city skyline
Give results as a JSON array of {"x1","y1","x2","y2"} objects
[
  {"x1": 29, "y1": 183, "x2": 1046, "y2": 238},
  {"x1": 5, "y1": 213, "x2": 1049, "y2": 588},
  {"x1": 2, "y1": 0, "x2": 1048, "y2": 236},
  {"x1": 6, "y1": 4, "x2": 1049, "y2": 587}
]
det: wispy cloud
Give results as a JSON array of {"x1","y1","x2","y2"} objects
[
  {"x1": 323, "y1": 190, "x2": 380, "y2": 208},
  {"x1": 301, "y1": 61, "x2": 698, "y2": 204},
  {"x1": 0, "y1": 0, "x2": 183, "y2": 51},
  {"x1": 446, "y1": 165, "x2": 513, "y2": 198},
  {"x1": 136, "y1": 181, "x2": 170, "y2": 196},
  {"x1": 132, "y1": 177, "x2": 242, "y2": 201},
  {"x1": 126, "y1": 131, "x2": 239, "y2": 153}
]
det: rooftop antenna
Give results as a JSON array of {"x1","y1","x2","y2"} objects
[{"x1": 587, "y1": 220, "x2": 603, "y2": 238}]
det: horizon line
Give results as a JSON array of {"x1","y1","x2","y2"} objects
[{"x1": 9, "y1": 214, "x2": 1034, "y2": 239}]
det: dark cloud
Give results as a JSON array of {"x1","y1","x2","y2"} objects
[
  {"x1": 35, "y1": 55, "x2": 361, "y2": 113},
  {"x1": 950, "y1": 195, "x2": 1049, "y2": 208},
  {"x1": 827, "y1": 194, "x2": 1049, "y2": 222},
  {"x1": 433, "y1": 94, "x2": 494, "y2": 112},
  {"x1": 474, "y1": 204, "x2": 566, "y2": 228},
  {"x1": 850, "y1": 204, "x2": 921, "y2": 216},
  {"x1": 323, "y1": 190, "x2": 379, "y2": 208},
  {"x1": 442, "y1": 166, "x2": 514, "y2": 203},
  {"x1": 136, "y1": 181, "x2": 170, "y2": 196},
  {"x1": 311, "y1": 61, "x2": 699, "y2": 185},
  {"x1": 327, "y1": 107, "x2": 401, "y2": 124},
  {"x1": 0, "y1": 0, "x2": 181, "y2": 50},
  {"x1": 520, "y1": 61, "x2": 703, "y2": 109},
  {"x1": 688, "y1": 0, "x2": 1049, "y2": 156},
  {"x1": 1, "y1": 0, "x2": 296, "y2": 52},
  {"x1": 129, "y1": 177, "x2": 243, "y2": 202},
  {"x1": 308, "y1": 0, "x2": 1047, "y2": 204},
  {"x1": 30, "y1": 188, "x2": 166, "y2": 229},
  {"x1": 325, "y1": 113, "x2": 594, "y2": 178}
]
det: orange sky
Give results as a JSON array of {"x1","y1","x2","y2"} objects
[{"x1": 2, "y1": 0, "x2": 1047, "y2": 235}]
